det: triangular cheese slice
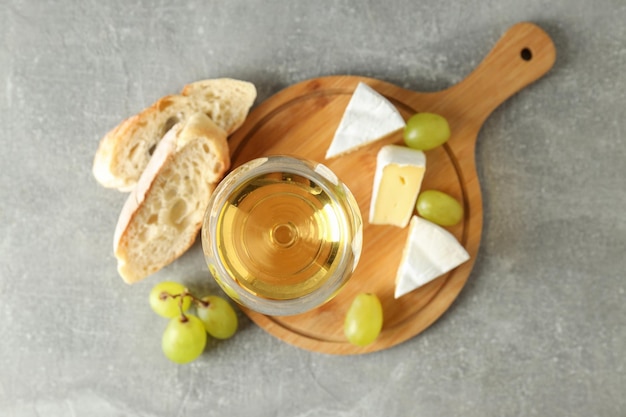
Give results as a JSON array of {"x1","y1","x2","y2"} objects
[
  {"x1": 395, "y1": 216, "x2": 470, "y2": 298},
  {"x1": 325, "y1": 82, "x2": 405, "y2": 159},
  {"x1": 369, "y1": 145, "x2": 426, "y2": 228}
]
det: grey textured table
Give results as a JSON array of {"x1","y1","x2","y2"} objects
[{"x1": 1, "y1": 1, "x2": 624, "y2": 416}]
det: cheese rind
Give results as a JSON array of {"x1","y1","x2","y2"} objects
[
  {"x1": 325, "y1": 82, "x2": 405, "y2": 159},
  {"x1": 369, "y1": 145, "x2": 426, "y2": 228},
  {"x1": 394, "y1": 216, "x2": 470, "y2": 298}
]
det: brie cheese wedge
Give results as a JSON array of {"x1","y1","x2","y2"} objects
[
  {"x1": 395, "y1": 216, "x2": 470, "y2": 298},
  {"x1": 369, "y1": 145, "x2": 426, "y2": 228},
  {"x1": 325, "y1": 82, "x2": 405, "y2": 159}
]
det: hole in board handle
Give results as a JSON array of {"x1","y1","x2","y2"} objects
[{"x1": 521, "y1": 48, "x2": 533, "y2": 61}]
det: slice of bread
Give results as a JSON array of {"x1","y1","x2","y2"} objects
[
  {"x1": 93, "y1": 78, "x2": 255, "y2": 191},
  {"x1": 113, "y1": 112, "x2": 230, "y2": 284}
]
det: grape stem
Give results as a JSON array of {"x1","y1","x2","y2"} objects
[
  {"x1": 177, "y1": 294, "x2": 189, "y2": 322},
  {"x1": 159, "y1": 290, "x2": 210, "y2": 309}
]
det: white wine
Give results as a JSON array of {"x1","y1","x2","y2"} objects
[
  {"x1": 203, "y1": 156, "x2": 362, "y2": 315},
  {"x1": 216, "y1": 171, "x2": 349, "y2": 300}
]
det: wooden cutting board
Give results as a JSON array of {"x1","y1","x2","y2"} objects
[{"x1": 226, "y1": 22, "x2": 556, "y2": 354}]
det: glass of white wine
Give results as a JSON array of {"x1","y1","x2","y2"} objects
[{"x1": 202, "y1": 156, "x2": 363, "y2": 316}]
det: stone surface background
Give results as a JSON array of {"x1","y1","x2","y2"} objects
[{"x1": 1, "y1": 0, "x2": 624, "y2": 416}]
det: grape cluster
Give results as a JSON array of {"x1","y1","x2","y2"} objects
[{"x1": 149, "y1": 281, "x2": 238, "y2": 364}]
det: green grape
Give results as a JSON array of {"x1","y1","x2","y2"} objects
[
  {"x1": 149, "y1": 281, "x2": 192, "y2": 318},
  {"x1": 196, "y1": 295, "x2": 238, "y2": 339},
  {"x1": 416, "y1": 190, "x2": 464, "y2": 226},
  {"x1": 162, "y1": 314, "x2": 207, "y2": 364},
  {"x1": 344, "y1": 293, "x2": 383, "y2": 347},
  {"x1": 403, "y1": 112, "x2": 451, "y2": 150}
]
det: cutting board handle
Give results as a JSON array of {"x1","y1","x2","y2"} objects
[{"x1": 447, "y1": 22, "x2": 556, "y2": 124}]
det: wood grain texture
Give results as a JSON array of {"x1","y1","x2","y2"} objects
[{"x1": 226, "y1": 22, "x2": 556, "y2": 354}]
